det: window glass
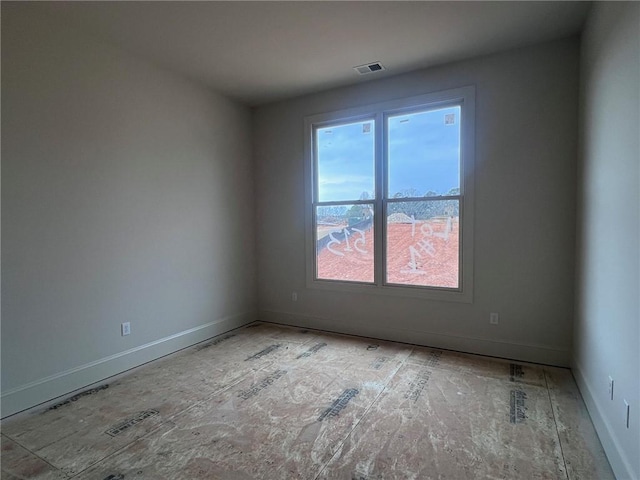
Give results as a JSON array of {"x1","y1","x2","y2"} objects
[
  {"x1": 315, "y1": 205, "x2": 374, "y2": 283},
  {"x1": 385, "y1": 200, "x2": 459, "y2": 288},
  {"x1": 388, "y1": 106, "x2": 460, "y2": 198},
  {"x1": 316, "y1": 121, "x2": 375, "y2": 202}
]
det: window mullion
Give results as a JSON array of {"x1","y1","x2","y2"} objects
[{"x1": 375, "y1": 111, "x2": 385, "y2": 286}]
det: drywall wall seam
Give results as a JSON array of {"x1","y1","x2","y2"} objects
[
  {"x1": 259, "y1": 309, "x2": 570, "y2": 366},
  {"x1": 1, "y1": 312, "x2": 255, "y2": 418},
  {"x1": 571, "y1": 361, "x2": 634, "y2": 480}
]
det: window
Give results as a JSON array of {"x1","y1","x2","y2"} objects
[{"x1": 305, "y1": 87, "x2": 475, "y2": 302}]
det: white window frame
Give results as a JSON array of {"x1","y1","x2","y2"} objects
[{"x1": 304, "y1": 86, "x2": 475, "y2": 303}]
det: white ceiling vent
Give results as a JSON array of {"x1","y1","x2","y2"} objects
[{"x1": 354, "y1": 62, "x2": 385, "y2": 75}]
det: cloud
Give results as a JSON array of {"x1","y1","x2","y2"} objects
[{"x1": 318, "y1": 174, "x2": 373, "y2": 202}]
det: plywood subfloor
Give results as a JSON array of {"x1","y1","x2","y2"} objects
[{"x1": 1, "y1": 322, "x2": 614, "y2": 479}]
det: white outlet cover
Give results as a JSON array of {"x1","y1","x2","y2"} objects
[{"x1": 121, "y1": 322, "x2": 131, "y2": 336}]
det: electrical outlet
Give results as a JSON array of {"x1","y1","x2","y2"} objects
[
  {"x1": 489, "y1": 313, "x2": 499, "y2": 325},
  {"x1": 624, "y1": 400, "x2": 630, "y2": 428},
  {"x1": 121, "y1": 322, "x2": 131, "y2": 336},
  {"x1": 292, "y1": 292, "x2": 298, "y2": 302},
  {"x1": 608, "y1": 376, "x2": 614, "y2": 400}
]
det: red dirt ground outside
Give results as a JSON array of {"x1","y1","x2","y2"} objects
[{"x1": 317, "y1": 218, "x2": 459, "y2": 288}]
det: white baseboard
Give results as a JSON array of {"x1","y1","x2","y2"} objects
[
  {"x1": 1, "y1": 312, "x2": 255, "y2": 419},
  {"x1": 258, "y1": 309, "x2": 570, "y2": 367},
  {"x1": 571, "y1": 362, "x2": 636, "y2": 480}
]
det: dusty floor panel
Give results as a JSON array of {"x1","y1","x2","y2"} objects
[
  {"x1": 1, "y1": 322, "x2": 614, "y2": 479},
  {"x1": 75, "y1": 356, "x2": 395, "y2": 479},
  {"x1": 544, "y1": 367, "x2": 615, "y2": 480},
  {"x1": 317, "y1": 363, "x2": 566, "y2": 480},
  {"x1": 0, "y1": 435, "x2": 67, "y2": 480},
  {"x1": 407, "y1": 346, "x2": 547, "y2": 387},
  {"x1": 2, "y1": 332, "x2": 308, "y2": 475}
]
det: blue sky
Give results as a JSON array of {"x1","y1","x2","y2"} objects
[{"x1": 317, "y1": 106, "x2": 460, "y2": 202}]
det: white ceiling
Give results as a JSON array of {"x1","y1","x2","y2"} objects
[{"x1": 12, "y1": 1, "x2": 591, "y2": 106}]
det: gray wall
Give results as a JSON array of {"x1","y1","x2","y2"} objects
[
  {"x1": 574, "y1": 3, "x2": 640, "y2": 479},
  {"x1": 1, "y1": 5, "x2": 256, "y2": 417},
  {"x1": 253, "y1": 38, "x2": 579, "y2": 366}
]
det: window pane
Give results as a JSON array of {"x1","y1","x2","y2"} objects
[
  {"x1": 316, "y1": 204, "x2": 374, "y2": 283},
  {"x1": 388, "y1": 106, "x2": 460, "y2": 198},
  {"x1": 316, "y1": 120, "x2": 375, "y2": 202},
  {"x1": 386, "y1": 200, "x2": 459, "y2": 288}
]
